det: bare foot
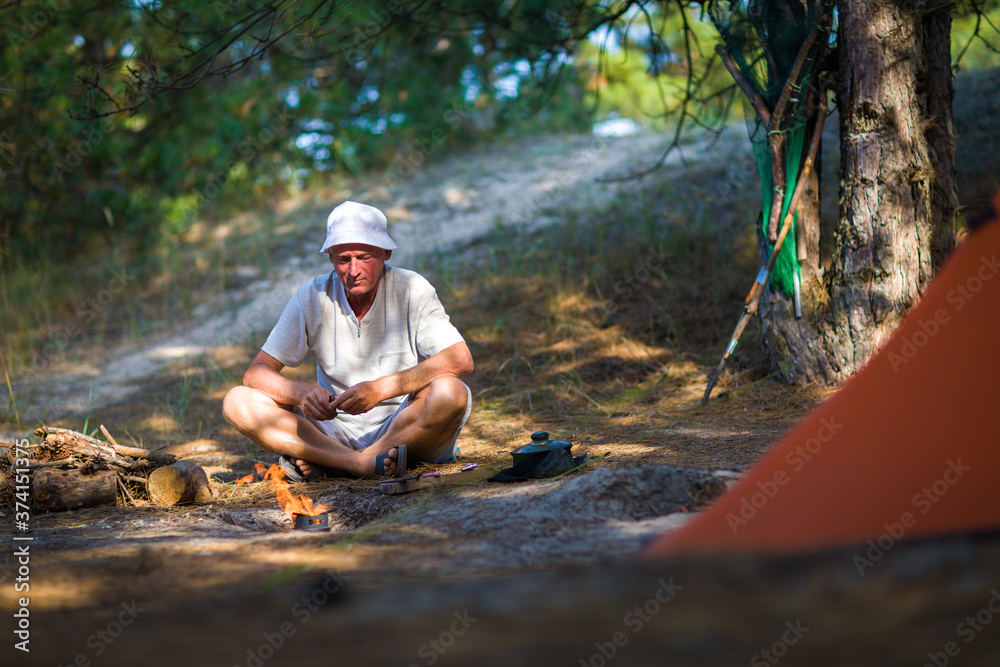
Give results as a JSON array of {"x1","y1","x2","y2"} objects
[
  {"x1": 296, "y1": 447, "x2": 400, "y2": 479},
  {"x1": 373, "y1": 446, "x2": 400, "y2": 478}
]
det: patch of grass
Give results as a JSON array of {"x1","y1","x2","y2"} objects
[
  {"x1": 169, "y1": 374, "x2": 197, "y2": 427},
  {"x1": 0, "y1": 349, "x2": 20, "y2": 432},
  {"x1": 81, "y1": 383, "x2": 94, "y2": 436}
]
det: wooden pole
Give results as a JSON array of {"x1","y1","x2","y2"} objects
[
  {"x1": 702, "y1": 4, "x2": 833, "y2": 404},
  {"x1": 701, "y1": 88, "x2": 827, "y2": 405},
  {"x1": 714, "y1": 44, "x2": 772, "y2": 127}
]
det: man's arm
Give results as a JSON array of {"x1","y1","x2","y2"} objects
[
  {"x1": 330, "y1": 341, "x2": 474, "y2": 415},
  {"x1": 243, "y1": 351, "x2": 338, "y2": 420}
]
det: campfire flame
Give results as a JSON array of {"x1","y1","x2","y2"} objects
[
  {"x1": 236, "y1": 462, "x2": 269, "y2": 485},
  {"x1": 263, "y1": 463, "x2": 327, "y2": 518}
]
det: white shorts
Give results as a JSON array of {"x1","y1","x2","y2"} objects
[{"x1": 294, "y1": 382, "x2": 472, "y2": 463}]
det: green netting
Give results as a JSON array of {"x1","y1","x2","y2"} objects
[
  {"x1": 709, "y1": 1, "x2": 834, "y2": 295},
  {"x1": 750, "y1": 121, "x2": 805, "y2": 295}
]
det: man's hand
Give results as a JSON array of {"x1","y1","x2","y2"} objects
[
  {"x1": 329, "y1": 380, "x2": 384, "y2": 415},
  {"x1": 299, "y1": 386, "x2": 338, "y2": 421},
  {"x1": 327, "y1": 342, "x2": 473, "y2": 416}
]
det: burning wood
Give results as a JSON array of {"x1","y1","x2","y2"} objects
[
  {"x1": 235, "y1": 462, "x2": 269, "y2": 485},
  {"x1": 262, "y1": 463, "x2": 327, "y2": 518}
]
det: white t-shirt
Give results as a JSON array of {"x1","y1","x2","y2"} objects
[{"x1": 262, "y1": 265, "x2": 465, "y2": 439}]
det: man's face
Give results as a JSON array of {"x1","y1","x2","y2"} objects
[{"x1": 328, "y1": 244, "x2": 390, "y2": 298}]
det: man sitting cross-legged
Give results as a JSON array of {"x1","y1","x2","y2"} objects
[{"x1": 223, "y1": 201, "x2": 474, "y2": 480}]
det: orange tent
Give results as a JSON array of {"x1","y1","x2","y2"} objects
[{"x1": 645, "y1": 191, "x2": 1000, "y2": 559}]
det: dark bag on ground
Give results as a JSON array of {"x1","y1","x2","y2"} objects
[{"x1": 488, "y1": 450, "x2": 589, "y2": 483}]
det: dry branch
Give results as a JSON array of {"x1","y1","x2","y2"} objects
[
  {"x1": 34, "y1": 426, "x2": 115, "y2": 460},
  {"x1": 118, "y1": 475, "x2": 138, "y2": 506},
  {"x1": 100, "y1": 424, "x2": 175, "y2": 464},
  {"x1": 31, "y1": 425, "x2": 174, "y2": 468}
]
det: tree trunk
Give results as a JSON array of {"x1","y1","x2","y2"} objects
[{"x1": 761, "y1": 0, "x2": 959, "y2": 383}]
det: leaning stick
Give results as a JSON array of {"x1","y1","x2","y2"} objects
[
  {"x1": 701, "y1": 87, "x2": 827, "y2": 405},
  {"x1": 766, "y1": 135, "x2": 787, "y2": 243},
  {"x1": 715, "y1": 43, "x2": 788, "y2": 244},
  {"x1": 767, "y1": 23, "x2": 824, "y2": 241},
  {"x1": 100, "y1": 424, "x2": 121, "y2": 448},
  {"x1": 715, "y1": 44, "x2": 771, "y2": 127},
  {"x1": 117, "y1": 475, "x2": 138, "y2": 506},
  {"x1": 770, "y1": 22, "x2": 823, "y2": 133}
]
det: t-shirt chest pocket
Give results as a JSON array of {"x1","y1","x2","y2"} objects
[
  {"x1": 378, "y1": 327, "x2": 416, "y2": 370},
  {"x1": 378, "y1": 349, "x2": 416, "y2": 370}
]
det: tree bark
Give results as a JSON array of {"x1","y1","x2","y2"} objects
[
  {"x1": 33, "y1": 469, "x2": 118, "y2": 511},
  {"x1": 760, "y1": 0, "x2": 959, "y2": 383}
]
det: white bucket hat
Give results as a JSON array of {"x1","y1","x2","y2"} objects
[{"x1": 319, "y1": 201, "x2": 397, "y2": 253}]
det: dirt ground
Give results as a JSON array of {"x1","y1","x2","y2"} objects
[
  {"x1": 6, "y1": 367, "x2": 1000, "y2": 666},
  {"x1": 7, "y1": 470, "x2": 1000, "y2": 666},
  {"x1": 4, "y1": 121, "x2": 1000, "y2": 664}
]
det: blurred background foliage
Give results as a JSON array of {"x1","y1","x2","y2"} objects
[
  {"x1": 0, "y1": 0, "x2": 998, "y2": 376},
  {"x1": 0, "y1": 0, "x2": 748, "y2": 266}
]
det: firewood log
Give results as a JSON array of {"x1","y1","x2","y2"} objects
[
  {"x1": 33, "y1": 469, "x2": 117, "y2": 511},
  {"x1": 148, "y1": 461, "x2": 213, "y2": 506}
]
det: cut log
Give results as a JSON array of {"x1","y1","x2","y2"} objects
[
  {"x1": 33, "y1": 469, "x2": 118, "y2": 511},
  {"x1": 148, "y1": 461, "x2": 213, "y2": 506}
]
